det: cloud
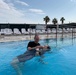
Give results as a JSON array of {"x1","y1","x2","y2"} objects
[
  {"x1": 29, "y1": 9, "x2": 45, "y2": 14},
  {"x1": 0, "y1": 0, "x2": 24, "y2": 16},
  {"x1": 0, "y1": 0, "x2": 10, "y2": 9},
  {"x1": 0, "y1": 0, "x2": 27, "y2": 23},
  {"x1": 0, "y1": 0, "x2": 45, "y2": 23},
  {"x1": 16, "y1": 0, "x2": 29, "y2": 6}
]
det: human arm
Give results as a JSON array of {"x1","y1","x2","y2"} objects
[
  {"x1": 28, "y1": 47, "x2": 36, "y2": 50},
  {"x1": 28, "y1": 46, "x2": 44, "y2": 51}
]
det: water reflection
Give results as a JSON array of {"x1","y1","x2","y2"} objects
[
  {"x1": 44, "y1": 37, "x2": 75, "y2": 49},
  {"x1": 44, "y1": 38, "x2": 50, "y2": 45}
]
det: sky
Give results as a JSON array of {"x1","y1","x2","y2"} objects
[{"x1": 0, "y1": 0, "x2": 76, "y2": 24}]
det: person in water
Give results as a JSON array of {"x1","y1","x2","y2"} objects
[{"x1": 11, "y1": 34, "x2": 51, "y2": 75}]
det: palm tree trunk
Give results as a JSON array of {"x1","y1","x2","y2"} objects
[
  {"x1": 62, "y1": 21, "x2": 63, "y2": 24},
  {"x1": 46, "y1": 24, "x2": 48, "y2": 39},
  {"x1": 62, "y1": 28, "x2": 64, "y2": 39},
  {"x1": 45, "y1": 21, "x2": 48, "y2": 39},
  {"x1": 56, "y1": 24, "x2": 57, "y2": 40},
  {"x1": 72, "y1": 28, "x2": 73, "y2": 39}
]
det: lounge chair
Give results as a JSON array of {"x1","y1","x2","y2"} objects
[
  {"x1": 41, "y1": 30, "x2": 46, "y2": 33},
  {"x1": 36, "y1": 30, "x2": 44, "y2": 34},
  {"x1": 21, "y1": 28, "x2": 29, "y2": 35},
  {"x1": 58, "y1": 28, "x2": 62, "y2": 33},
  {"x1": 52, "y1": 29, "x2": 56, "y2": 33},
  {"x1": 47, "y1": 28, "x2": 51, "y2": 33},
  {"x1": 32, "y1": 29, "x2": 36, "y2": 34},
  {"x1": 13, "y1": 28, "x2": 21, "y2": 35},
  {"x1": 4, "y1": 28, "x2": 13, "y2": 35},
  {"x1": 0, "y1": 29, "x2": 5, "y2": 35}
]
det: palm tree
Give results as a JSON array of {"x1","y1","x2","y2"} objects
[
  {"x1": 60, "y1": 17, "x2": 65, "y2": 39},
  {"x1": 52, "y1": 18, "x2": 58, "y2": 25},
  {"x1": 60, "y1": 17, "x2": 65, "y2": 24},
  {"x1": 52, "y1": 18, "x2": 58, "y2": 40},
  {"x1": 44, "y1": 16, "x2": 50, "y2": 25},
  {"x1": 43, "y1": 16, "x2": 50, "y2": 39}
]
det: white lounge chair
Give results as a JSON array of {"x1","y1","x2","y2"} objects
[
  {"x1": 28, "y1": 28, "x2": 31, "y2": 32},
  {"x1": 52, "y1": 29, "x2": 56, "y2": 33},
  {"x1": 41, "y1": 30, "x2": 46, "y2": 33},
  {"x1": 58, "y1": 28, "x2": 62, "y2": 33},
  {"x1": 47, "y1": 28, "x2": 51, "y2": 33},
  {"x1": 69, "y1": 28, "x2": 72, "y2": 33},
  {"x1": 28, "y1": 28, "x2": 33, "y2": 34},
  {"x1": 4, "y1": 28, "x2": 13, "y2": 35},
  {"x1": 36, "y1": 30, "x2": 42, "y2": 34},
  {"x1": 0, "y1": 29, "x2": 5, "y2": 35},
  {"x1": 13, "y1": 28, "x2": 21, "y2": 35},
  {"x1": 63, "y1": 28, "x2": 68, "y2": 33},
  {"x1": 32, "y1": 29, "x2": 36, "y2": 34},
  {"x1": 21, "y1": 28, "x2": 29, "y2": 35}
]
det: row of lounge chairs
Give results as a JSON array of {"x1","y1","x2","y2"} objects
[{"x1": 0, "y1": 28, "x2": 74, "y2": 35}]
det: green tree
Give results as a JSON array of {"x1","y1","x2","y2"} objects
[
  {"x1": 52, "y1": 18, "x2": 58, "y2": 39},
  {"x1": 44, "y1": 16, "x2": 50, "y2": 24},
  {"x1": 43, "y1": 16, "x2": 50, "y2": 39},
  {"x1": 60, "y1": 17, "x2": 65, "y2": 24},
  {"x1": 60, "y1": 17, "x2": 65, "y2": 39},
  {"x1": 52, "y1": 18, "x2": 58, "y2": 25}
]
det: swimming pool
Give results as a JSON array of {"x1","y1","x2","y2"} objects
[{"x1": 0, "y1": 38, "x2": 76, "y2": 75}]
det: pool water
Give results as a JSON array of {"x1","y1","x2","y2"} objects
[{"x1": 0, "y1": 38, "x2": 76, "y2": 75}]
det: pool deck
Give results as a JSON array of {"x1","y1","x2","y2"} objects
[{"x1": 0, "y1": 33, "x2": 75, "y2": 42}]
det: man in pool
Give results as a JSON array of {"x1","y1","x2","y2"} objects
[{"x1": 11, "y1": 34, "x2": 51, "y2": 75}]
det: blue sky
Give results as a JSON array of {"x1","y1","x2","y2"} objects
[{"x1": 0, "y1": 0, "x2": 76, "y2": 24}]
